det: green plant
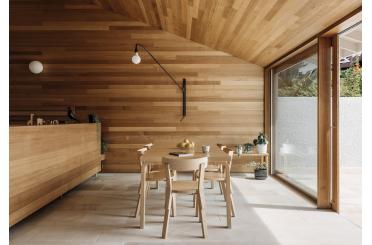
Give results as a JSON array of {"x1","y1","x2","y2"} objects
[
  {"x1": 90, "y1": 114, "x2": 107, "y2": 154},
  {"x1": 277, "y1": 61, "x2": 318, "y2": 97},
  {"x1": 340, "y1": 60, "x2": 362, "y2": 97},
  {"x1": 101, "y1": 139, "x2": 108, "y2": 154},
  {"x1": 243, "y1": 142, "x2": 254, "y2": 152},
  {"x1": 277, "y1": 55, "x2": 362, "y2": 97},
  {"x1": 253, "y1": 132, "x2": 268, "y2": 145},
  {"x1": 249, "y1": 161, "x2": 267, "y2": 170}
]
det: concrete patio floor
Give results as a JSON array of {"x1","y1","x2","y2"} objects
[
  {"x1": 9, "y1": 173, "x2": 361, "y2": 245},
  {"x1": 340, "y1": 166, "x2": 362, "y2": 227}
]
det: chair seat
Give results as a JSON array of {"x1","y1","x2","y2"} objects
[
  {"x1": 147, "y1": 170, "x2": 166, "y2": 181},
  {"x1": 205, "y1": 165, "x2": 220, "y2": 172},
  {"x1": 197, "y1": 171, "x2": 225, "y2": 181},
  {"x1": 149, "y1": 163, "x2": 163, "y2": 171},
  {"x1": 147, "y1": 169, "x2": 176, "y2": 181},
  {"x1": 172, "y1": 180, "x2": 198, "y2": 193}
]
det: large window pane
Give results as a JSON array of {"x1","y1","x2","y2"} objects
[
  {"x1": 339, "y1": 23, "x2": 362, "y2": 226},
  {"x1": 273, "y1": 53, "x2": 318, "y2": 196}
]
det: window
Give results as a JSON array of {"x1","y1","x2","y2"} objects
[{"x1": 272, "y1": 52, "x2": 318, "y2": 197}]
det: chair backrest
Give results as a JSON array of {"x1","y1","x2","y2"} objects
[
  {"x1": 162, "y1": 156, "x2": 208, "y2": 172},
  {"x1": 163, "y1": 156, "x2": 208, "y2": 191},
  {"x1": 144, "y1": 143, "x2": 153, "y2": 150},
  {"x1": 223, "y1": 147, "x2": 234, "y2": 168},
  {"x1": 137, "y1": 147, "x2": 148, "y2": 167},
  {"x1": 217, "y1": 144, "x2": 226, "y2": 151}
]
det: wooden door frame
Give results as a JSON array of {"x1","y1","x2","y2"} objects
[
  {"x1": 317, "y1": 37, "x2": 332, "y2": 208},
  {"x1": 331, "y1": 35, "x2": 340, "y2": 212}
]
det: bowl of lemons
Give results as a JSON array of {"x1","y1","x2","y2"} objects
[{"x1": 176, "y1": 138, "x2": 195, "y2": 150}]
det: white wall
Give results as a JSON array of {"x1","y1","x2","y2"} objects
[
  {"x1": 339, "y1": 97, "x2": 362, "y2": 166},
  {"x1": 274, "y1": 97, "x2": 362, "y2": 169}
]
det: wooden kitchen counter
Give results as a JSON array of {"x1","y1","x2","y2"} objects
[{"x1": 9, "y1": 123, "x2": 102, "y2": 226}]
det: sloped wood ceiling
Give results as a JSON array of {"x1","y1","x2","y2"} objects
[{"x1": 97, "y1": 0, "x2": 361, "y2": 66}]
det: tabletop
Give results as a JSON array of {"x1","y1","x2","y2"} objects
[{"x1": 142, "y1": 144, "x2": 268, "y2": 166}]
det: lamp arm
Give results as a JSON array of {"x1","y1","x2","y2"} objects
[{"x1": 135, "y1": 43, "x2": 182, "y2": 90}]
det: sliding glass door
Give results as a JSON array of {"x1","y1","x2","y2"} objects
[{"x1": 272, "y1": 50, "x2": 318, "y2": 197}]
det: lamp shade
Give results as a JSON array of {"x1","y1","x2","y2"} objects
[
  {"x1": 131, "y1": 52, "x2": 141, "y2": 64},
  {"x1": 29, "y1": 61, "x2": 43, "y2": 74}
]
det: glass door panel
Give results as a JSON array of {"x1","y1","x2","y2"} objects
[{"x1": 272, "y1": 53, "x2": 318, "y2": 197}]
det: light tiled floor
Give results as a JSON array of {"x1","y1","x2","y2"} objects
[
  {"x1": 9, "y1": 173, "x2": 361, "y2": 245},
  {"x1": 340, "y1": 166, "x2": 362, "y2": 227}
]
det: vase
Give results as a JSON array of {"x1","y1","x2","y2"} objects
[
  {"x1": 257, "y1": 144, "x2": 267, "y2": 154},
  {"x1": 254, "y1": 169, "x2": 267, "y2": 180}
]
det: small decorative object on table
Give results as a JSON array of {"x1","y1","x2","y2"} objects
[
  {"x1": 36, "y1": 118, "x2": 45, "y2": 125},
  {"x1": 67, "y1": 106, "x2": 80, "y2": 123},
  {"x1": 253, "y1": 132, "x2": 269, "y2": 154},
  {"x1": 202, "y1": 145, "x2": 210, "y2": 153},
  {"x1": 243, "y1": 143, "x2": 254, "y2": 153},
  {"x1": 50, "y1": 120, "x2": 59, "y2": 125},
  {"x1": 250, "y1": 161, "x2": 268, "y2": 180},
  {"x1": 27, "y1": 113, "x2": 35, "y2": 126},
  {"x1": 236, "y1": 144, "x2": 243, "y2": 156},
  {"x1": 169, "y1": 151, "x2": 194, "y2": 157}
]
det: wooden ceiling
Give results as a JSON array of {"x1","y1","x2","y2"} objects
[{"x1": 96, "y1": 0, "x2": 361, "y2": 67}]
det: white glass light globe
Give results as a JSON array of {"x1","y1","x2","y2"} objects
[
  {"x1": 29, "y1": 61, "x2": 43, "y2": 74},
  {"x1": 131, "y1": 52, "x2": 141, "y2": 64}
]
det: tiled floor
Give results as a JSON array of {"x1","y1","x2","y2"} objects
[
  {"x1": 340, "y1": 166, "x2": 362, "y2": 227},
  {"x1": 10, "y1": 173, "x2": 361, "y2": 245}
]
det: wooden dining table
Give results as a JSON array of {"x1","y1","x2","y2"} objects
[{"x1": 142, "y1": 144, "x2": 269, "y2": 171}]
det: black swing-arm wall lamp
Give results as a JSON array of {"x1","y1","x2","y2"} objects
[{"x1": 131, "y1": 43, "x2": 186, "y2": 120}]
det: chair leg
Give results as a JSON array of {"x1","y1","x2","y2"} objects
[
  {"x1": 135, "y1": 183, "x2": 141, "y2": 218},
  {"x1": 225, "y1": 182, "x2": 232, "y2": 229},
  {"x1": 230, "y1": 193, "x2": 236, "y2": 218},
  {"x1": 195, "y1": 193, "x2": 199, "y2": 217},
  {"x1": 221, "y1": 181, "x2": 227, "y2": 201},
  {"x1": 198, "y1": 196, "x2": 202, "y2": 223},
  {"x1": 227, "y1": 180, "x2": 236, "y2": 217},
  {"x1": 140, "y1": 181, "x2": 146, "y2": 229},
  {"x1": 171, "y1": 194, "x2": 177, "y2": 217},
  {"x1": 192, "y1": 171, "x2": 196, "y2": 208},
  {"x1": 146, "y1": 182, "x2": 150, "y2": 198},
  {"x1": 210, "y1": 180, "x2": 214, "y2": 189},
  {"x1": 218, "y1": 181, "x2": 223, "y2": 195},
  {"x1": 198, "y1": 191, "x2": 208, "y2": 238},
  {"x1": 162, "y1": 188, "x2": 172, "y2": 239}
]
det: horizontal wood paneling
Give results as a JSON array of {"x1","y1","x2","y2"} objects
[
  {"x1": 10, "y1": 1, "x2": 264, "y2": 173},
  {"x1": 9, "y1": 123, "x2": 102, "y2": 226}
]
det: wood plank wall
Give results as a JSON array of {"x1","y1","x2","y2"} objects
[
  {"x1": 10, "y1": 123, "x2": 102, "y2": 226},
  {"x1": 10, "y1": 1, "x2": 264, "y2": 172}
]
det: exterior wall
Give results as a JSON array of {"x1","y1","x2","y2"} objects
[{"x1": 274, "y1": 97, "x2": 362, "y2": 169}]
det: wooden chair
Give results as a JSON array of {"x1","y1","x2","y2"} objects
[
  {"x1": 204, "y1": 144, "x2": 226, "y2": 188},
  {"x1": 143, "y1": 143, "x2": 161, "y2": 189},
  {"x1": 196, "y1": 147, "x2": 235, "y2": 228},
  {"x1": 134, "y1": 145, "x2": 175, "y2": 229},
  {"x1": 162, "y1": 156, "x2": 208, "y2": 239}
]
